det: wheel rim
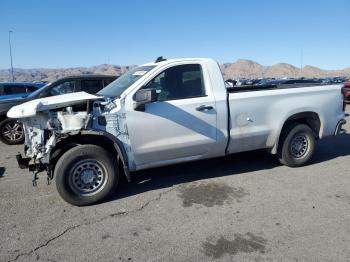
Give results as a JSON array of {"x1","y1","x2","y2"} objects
[
  {"x1": 2, "y1": 121, "x2": 24, "y2": 142},
  {"x1": 290, "y1": 133, "x2": 309, "y2": 158},
  {"x1": 68, "y1": 159, "x2": 108, "y2": 196}
]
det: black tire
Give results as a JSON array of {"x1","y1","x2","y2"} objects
[
  {"x1": 278, "y1": 123, "x2": 315, "y2": 167},
  {"x1": 55, "y1": 144, "x2": 119, "y2": 206},
  {"x1": 0, "y1": 118, "x2": 25, "y2": 145}
]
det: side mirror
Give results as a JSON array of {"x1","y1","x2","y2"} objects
[{"x1": 133, "y1": 88, "x2": 157, "y2": 111}]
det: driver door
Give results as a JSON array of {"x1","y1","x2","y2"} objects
[{"x1": 126, "y1": 63, "x2": 219, "y2": 169}]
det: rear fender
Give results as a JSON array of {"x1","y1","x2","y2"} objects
[{"x1": 270, "y1": 111, "x2": 322, "y2": 154}]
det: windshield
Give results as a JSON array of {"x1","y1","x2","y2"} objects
[{"x1": 97, "y1": 65, "x2": 156, "y2": 97}]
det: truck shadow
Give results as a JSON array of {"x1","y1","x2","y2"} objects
[
  {"x1": 310, "y1": 134, "x2": 350, "y2": 164},
  {"x1": 111, "y1": 133, "x2": 350, "y2": 202}
]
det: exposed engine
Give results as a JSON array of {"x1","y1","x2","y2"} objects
[{"x1": 22, "y1": 98, "x2": 124, "y2": 164}]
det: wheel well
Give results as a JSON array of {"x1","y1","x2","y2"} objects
[
  {"x1": 271, "y1": 112, "x2": 321, "y2": 154},
  {"x1": 50, "y1": 134, "x2": 129, "y2": 181},
  {"x1": 0, "y1": 114, "x2": 7, "y2": 123},
  {"x1": 282, "y1": 112, "x2": 321, "y2": 138}
]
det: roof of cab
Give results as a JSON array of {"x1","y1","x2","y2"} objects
[{"x1": 142, "y1": 58, "x2": 213, "y2": 67}]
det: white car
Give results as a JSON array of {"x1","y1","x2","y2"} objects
[{"x1": 8, "y1": 57, "x2": 347, "y2": 206}]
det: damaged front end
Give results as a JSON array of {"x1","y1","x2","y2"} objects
[
  {"x1": 18, "y1": 108, "x2": 89, "y2": 169},
  {"x1": 7, "y1": 92, "x2": 131, "y2": 185}
]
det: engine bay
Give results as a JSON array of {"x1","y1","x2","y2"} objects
[{"x1": 21, "y1": 97, "x2": 130, "y2": 165}]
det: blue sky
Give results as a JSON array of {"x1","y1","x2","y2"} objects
[{"x1": 0, "y1": 0, "x2": 349, "y2": 70}]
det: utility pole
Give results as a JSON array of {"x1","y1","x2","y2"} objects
[
  {"x1": 300, "y1": 49, "x2": 303, "y2": 77},
  {"x1": 8, "y1": 30, "x2": 14, "y2": 82}
]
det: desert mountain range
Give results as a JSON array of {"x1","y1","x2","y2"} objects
[
  {"x1": 221, "y1": 60, "x2": 350, "y2": 79},
  {"x1": 0, "y1": 59, "x2": 349, "y2": 82}
]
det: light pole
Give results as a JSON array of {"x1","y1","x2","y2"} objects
[
  {"x1": 8, "y1": 30, "x2": 14, "y2": 82},
  {"x1": 300, "y1": 49, "x2": 303, "y2": 77}
]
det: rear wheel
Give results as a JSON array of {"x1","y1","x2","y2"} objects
[
  {"x1": 278, "y1": 123, "x2": 315, "y2": 167},
  {"x1": 55, "y1": 144, "x2": 119, "y2": 206},
  {"x1": 0, "y1": 118, "x2": 24, "y2": 145}
]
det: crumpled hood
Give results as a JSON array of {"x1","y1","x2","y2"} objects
[{"x1": 7, "y1": 92, "x2": 101, "y2": 119}]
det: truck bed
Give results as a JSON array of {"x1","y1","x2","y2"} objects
[
  {"x1": 226, "y1": 84, "x2": 344, "y2": 155},
  {"x1": 227, "y1": 83, "x2": 331, "y2": 93}
]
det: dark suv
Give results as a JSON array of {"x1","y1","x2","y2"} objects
[{"x1": 0, "y1": 75, "x2": 117, "y2": 145}]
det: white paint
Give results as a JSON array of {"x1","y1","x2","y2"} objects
[{"x1": 7, "y1": 92, "x2": 100, "y2": 118}]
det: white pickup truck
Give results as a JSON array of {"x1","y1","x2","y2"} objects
[{"x1": 8, "y1": 57, "x2": 346, "y2": 206}]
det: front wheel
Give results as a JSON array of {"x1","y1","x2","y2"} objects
[
  {"x1": 55, "y1": 144, "x2": 119, "y2": 206},
  {"x1": 278, "y1": 123, "x2": 315, "y2": 167}
]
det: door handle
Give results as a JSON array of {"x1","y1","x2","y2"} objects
[{"x1": 196, "y1": 105, "x2": 214, "y2": 111}]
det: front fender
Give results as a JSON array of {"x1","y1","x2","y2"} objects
[{"x1": 50, "y1": 129, "x2": 131, "y2": 182}]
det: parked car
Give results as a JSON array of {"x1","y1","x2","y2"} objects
[
  {"x1": 0, "y1": 75, "x2": 117, "y2": 145},
  {"x1": 0, "y1": 82, "x2": 45, "y2": 101},
  {"x1": 266, "y1": 79, "x2": 322, "y2": 85},
  {"x1": 9, "y1": 58, "x2": 346, "y2": 206},
  {"x1": 343, "y1": 80, "x2": 350, "y2": 103}
]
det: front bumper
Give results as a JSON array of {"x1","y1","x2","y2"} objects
[{"x1": 334, "y1": 119, "x2": 347, "y2": 136}]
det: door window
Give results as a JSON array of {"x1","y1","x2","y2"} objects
[
  {"x1": 81, "y1": 80, "x2": 103, "y2": 94},
  {"x1": 4, "y1": 85, "x2": 27, "y2": 94},
  {"x1": 49, "y1": 81, "x2": 76, "y2": 96},
  {"x1": 145, "y1": 64, "x2": 205, "y2": 101},
  {"x1": 26, "y1": 85, "x2": 38, "y2": 93},
  {"x1": 103, "y1": 79, "x2": 114, "y2": 87}
]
